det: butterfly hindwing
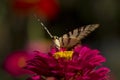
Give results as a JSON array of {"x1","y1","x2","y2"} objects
[{"x1": 59, "y1": 35, "x2": 79, "y2": 48}]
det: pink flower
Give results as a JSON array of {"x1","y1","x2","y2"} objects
[
  {"x1": 25, "y1": 40, "x2": 51, "y2": 53},
  {"x1": 3, "y1": 51, "x2": 33, "y2": 77},
  {"x1": 25, "y1": 45, "x2": 110, "y2": 80}
]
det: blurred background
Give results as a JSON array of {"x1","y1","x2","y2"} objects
[{"x1": 0, "y1": 0, "x2": 120, "y2": 80}]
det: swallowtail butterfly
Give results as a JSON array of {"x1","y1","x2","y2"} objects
[{"x1": 40, "y1": 22, "x2": 99, "y2": 50}]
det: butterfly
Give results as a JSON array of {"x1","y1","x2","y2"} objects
[{"x1": 40, "y1": 22, "x2": 99, "y2": 50}]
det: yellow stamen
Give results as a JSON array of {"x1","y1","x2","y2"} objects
[{"x1": 53, "y1": 51, "x2": 73, "y2": 60}]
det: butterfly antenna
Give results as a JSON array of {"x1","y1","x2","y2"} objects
[{"x1": 40, "y1": 22, "x2": 53, "y2": 38}]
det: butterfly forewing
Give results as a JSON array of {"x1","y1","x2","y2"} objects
[
  {"x1": 77, "y1": 24, "x2": 99, "y2": 39},
  {"x1": 58, "y1": 24, "x2": 99, "y2": 48}
]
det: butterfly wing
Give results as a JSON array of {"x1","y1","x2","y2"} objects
[
  {"x1": 59, "y1": 24, "x2": 99, "y2": 48},
  {"x1": 77, "y1": 24, "x2": 99, "y2": 40},
  {"x1": 59, "y1": 34, "x2": 79, "y2": 48}
]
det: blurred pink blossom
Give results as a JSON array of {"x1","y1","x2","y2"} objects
[
  {"x1": 25, "y1": 40, "x2": 51, "y2": 53},
  {"x1": 4, "y1": 51, "x2": 33, "y2": 77}
]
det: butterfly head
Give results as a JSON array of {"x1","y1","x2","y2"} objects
[
  {"x1": 52, "y1": 36, "x2": 61, "y2": 49},
  {"x1": 53, "y1": 36, "x2": 59, "y2": 40}
]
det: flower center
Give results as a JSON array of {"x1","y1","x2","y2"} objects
[
  {"x1": 18, "y1": 57, "x2": 26, "y2": 68},
  {"x1": 53, "y1": 51, "x2": 73, "y2": 60}
]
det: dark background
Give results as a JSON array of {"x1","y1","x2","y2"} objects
[{"x1": 0, "y1": 0, "x2": 120, "y2": 80}]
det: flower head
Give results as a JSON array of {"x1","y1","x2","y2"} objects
[
  {"x1": 25, "y1": 45, "x2": 110, "y2": 80},
  {"x1": 3, "y1": 51, "x2": 33, "y2": 77}
]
